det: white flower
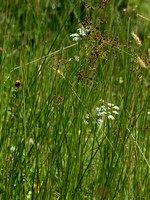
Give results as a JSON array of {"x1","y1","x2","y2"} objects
[
  {"x1": 100, "y1": 105, "x2": 106, "y2": 111},
  {"x1": 96, "y1": 107, "x2": 100, "y2": 112},
  {"x1": 84, "y1": 120, "x2": 88, "y2": 125},
  {"x1": 97, "y1": 119, "x2": 103, "y2": 124},
  {"x1": 77, "y1": 27, "x2": 86, "y2": 36},
  {"x1": 108, "y1": 107, "x2": 111, "y2": 110},
  {"x1": 108, "y1": 115, "x2": 115, "y2": 120},
  {"x1": 70, "y1": 33, "x2": 79, "y2": 37},
  {"x1": 68, "y1": 58, "x2": 72, "y2": 62},
  {"x1": 73, "y1": 37, "x2": 80, "y2": 41},
  {"x1": 85, "y1": 114, "x2": 89, "y2": 119},
  {"x1": 112, "y1": 111, "x2": 119, "y2": 115},
  {"x1": 97, "y1": 111, "x2": 107, "y2": 116},
  {"x1": 113, "y1": 106, "x2": 119, "y2": 110},
  {"x1": 108, "y1": 103, "x2": 114, "y2": 106}
]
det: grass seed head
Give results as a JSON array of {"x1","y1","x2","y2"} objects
[
  {"x1": 138, "y1": 57, "x2": 147, "y2": 68},
  {"x1": 56, "y1": 69, "x2": 65, "y2": 79},
  {"x1": 131, "y1": 32, "x2": 142, "y2": 46}
]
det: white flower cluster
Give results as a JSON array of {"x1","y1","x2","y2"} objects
[
  {"x1": 96, "y1": 103, "x2": 119, "y2": 122},
  {"x1": 84, "y1": 103, "x2": 119, "y2": 126},
  {"x1": 70, "y1": 27, "x2": 89, "y2": 41}
]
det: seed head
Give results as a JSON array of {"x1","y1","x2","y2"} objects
[
  {"x1": 56, "y1": 69, "x2": 65, "y2": 79},
  {"x1": 131, "y1": 32, "x2": 142, "y2": 46},
  {"x1": 138, "y1": 57, "x2": 147, "y2": 68}
]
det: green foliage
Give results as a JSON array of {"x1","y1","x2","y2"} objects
[{"x1": 0, "y1": 0, "x2": 149, "y2": 199}]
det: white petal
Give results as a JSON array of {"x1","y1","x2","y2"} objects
[
  {"x1": 108, "y1": 115, "x2": 115, "y2": 120},
  {"x1": 100, "y1": 105, "x2": 106, "y2": 111},
  {"x1": 97, "y1": 111, "x2": 107, "y2": 116},
  {"x1": 96, "y1": 107, "x2": 100, "y2": 112},
  {"x1": 73, "y1": 37, "x2": 80, "y2": 41},
  {"x1": 85, "y1": 114, "x2": 89, "y2": 119},
  {"x1": 77, "y1": 28, "x2": 86, "y2": 36},
  {"x1": 70, "y1": 33, "x2": 79, "y2": 37},
  {"x1": 84, "y1": 120, "x2": 88, "y2": 125},
  {"x1": 113, "y1": 106, "x2": 119, "y2": 110},
  {"x1": 112, "y1": 111, "x2": 119, "y2": 115}
]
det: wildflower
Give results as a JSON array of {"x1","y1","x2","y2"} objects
[
  {"x1": 15, "y1": 80, "x2": 21, "y2": 87},
  {"x1": 138, "y1": 57, "x2": 147, "y2": 68},
  {"x1": 70, "y1": 33, "x2": 80, "y2": 41},
  {"x1": 77, "y1": 27, "x2": 89, "y2": 36},
  {"x1": 107, "y1": 103, "x2": 114, "y2": 106},
  {"x1": 70, "y1": 33, "x2": 79, "y2": 37},
  {"x1": 100, "y1": 105, "x2": 106, "y2": 111},
  {"x1": 84, "y1": 120, "x2": 88, "y2": 125},
  {"x1": 97, "y1": 119, "x2": 103, "y2": 124},
  {"x1": 70, "y1": 26, "x2": 89, "y2": 41},
  {"x1": 85, "y1": 114, "x2": 89, "y2": 119},
  {"x1": 68, "y1": 58, "x2": 72, "y2": 62},
  {"x1": 113, "y1": 106, "x2": 119, "y2": 110},
  {"x1": 77, "y1": 28, "x2": 86, "y2": 36},
  {"x1": 108, "y1": 115, "x2": 115, "y2": 120},
  {"x1": 97, "y1": 111, "x2": 107, "y2": 116},
  {"x1": 96, "y1": 107, "x2": 100, "y2": 112},
  {"x1": 131, "y1": 32, "x2": 142, "y2": 46},
  {"x1": 112, "y1": 110, "x2": 119, "y2": 115},
  {"x1": 73, "y1": 37, "x2": 80, "y2": 41}
]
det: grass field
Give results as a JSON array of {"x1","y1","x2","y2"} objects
[{"x1": 0, "y1": 0, "x2": 150, "y2": 199}]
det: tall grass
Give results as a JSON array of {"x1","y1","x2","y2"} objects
[{"x1": 0, "y1": 0, "x2": 149, "y2": 199}]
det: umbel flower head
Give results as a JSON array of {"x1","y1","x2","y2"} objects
[
  {"x1": 70, "y1": 26, "x2": 89, "y2": 41},
  {"x1": 15, "y1": 80, "x2": 21, "y2": 87}
]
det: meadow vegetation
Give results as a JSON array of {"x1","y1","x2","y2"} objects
[{"x1": 0, "y1": 0, "x2": 149, "y2": 199}]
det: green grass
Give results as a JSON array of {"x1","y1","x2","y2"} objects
[{"x1": 0, "y1": 0, "x2": 149, "y2": 199}]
